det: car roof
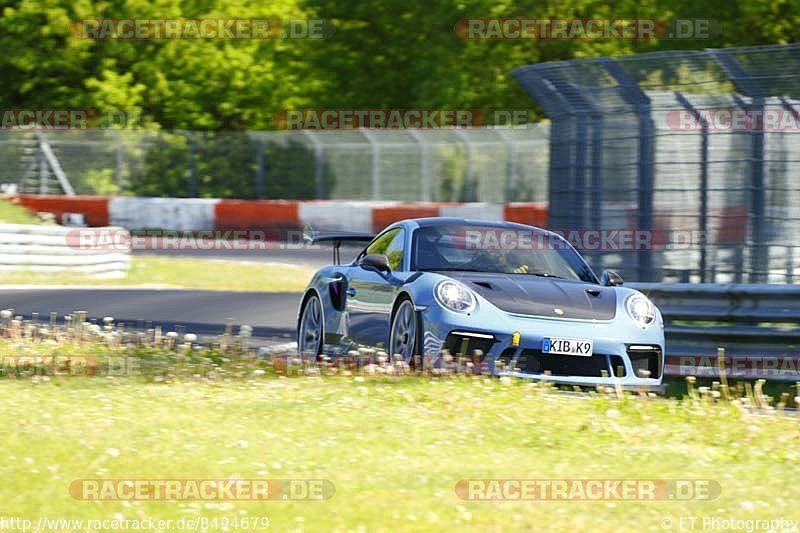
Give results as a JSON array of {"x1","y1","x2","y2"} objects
[{"x1": 406, "y1": 217, "x2": 554, "y2": 235}]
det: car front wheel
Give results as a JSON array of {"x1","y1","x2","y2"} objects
[{"x1": 389, "y1": 299, "x2": 420, "y2": 367}]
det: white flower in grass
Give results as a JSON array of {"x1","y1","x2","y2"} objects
[{"x1": 106, "y1": 448, "x2": 120, "y2": 458}]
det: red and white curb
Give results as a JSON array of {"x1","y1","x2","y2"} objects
[{"x1": 9, "y1": 194, "x2": 549, "y2": 234}]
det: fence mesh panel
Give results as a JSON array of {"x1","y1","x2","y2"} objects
[
  {"x1": 512, "y1": 43, "x2": 800, "y2": 283},
  {"x1": 0, "y1": 126, "x2": 550, "y2": 204}
]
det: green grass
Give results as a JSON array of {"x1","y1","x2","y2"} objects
[
  {"x1": 2, "y1": 301, "x2": 799, "y2": 532},
  {"x1": 0, "y1": 255, "x2": 314, "y2": 292},
  {"x1": 0, "y1": 198, "x2": 42, "y2": 224},
  {"x1": 0, "y1": 375, "x2": 798, "y2": 532}
]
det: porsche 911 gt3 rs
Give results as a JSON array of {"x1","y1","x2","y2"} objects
[{"x1": 297, "y1": 218, "x2": 665, "y2": 388}]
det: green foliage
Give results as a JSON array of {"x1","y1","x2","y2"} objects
[{"x1": 3, "y1": 0, "x2": 799, "y2": 132}]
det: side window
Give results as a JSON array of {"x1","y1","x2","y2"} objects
[{"x1": 362, "y1": 228, "x2": 405, "y2": 270}]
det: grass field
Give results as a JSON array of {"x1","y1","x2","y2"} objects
[
  {"x1": 0, "y1": 255, "x2": 315, "y2": 292},
  {"x1": 0, "y1": 198, "x2": 44, "y2": 224},
  {"x1": 1, "y1": 375, "x2": 798, "y2": 532}
]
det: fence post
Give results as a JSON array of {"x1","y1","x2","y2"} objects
[
  {"x1": 255, "y1": 138, "x2": 266, "y2": 199},
  {"x1": 599, "y1": 58, "x2": 655, "y2": 281},
  {"x1": 495, "y1": 128, "x2": 516, "y2": 203},
  {"x1": 407, "y1": 129, "x2": 431, "y2": 201},
  {"x1": 300, "y1": 130, "x2": 325, "y2": 199},
  {"x1": 509, "y1": 65, "x2": 576, "y2": 231},
  {"x1": 709, "y1": 49, "x2": 768, "y2": 283},
  {"x1": 573, "y1": 113, "x2": 589, "y2": 232},
  {"x1": 113, "y1": 130, "x2": 124, "y2": 193},
  {"x1": 454, "y1": 129, "x2": 474, "y2": 201},
  {"x1": 360, "y1": 129, "x2": 381, "y2": 200},
  {"x1": 589, "y1": 112, "x2": 605, "y2": 273},
  {"x1": 187, "y1": 135, "x2": 197, "y2": 198},
  {"x1": 745, "y1": 95, "x2": 766, "y2": 283},
  {"x1": 546, "y1": 117, "x2": 571, "y2": 230},
  {"x1": 675, "y1": 92, "x2": 709, "y2": 282},
  {"x1": 38, "y1": 136, "x2": 47, "y2": 194}
]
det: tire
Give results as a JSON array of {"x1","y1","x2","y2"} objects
[
  {"x1": 389, "y1": 298, "x2": 421, "y2": 367},
  {"x1": 298, "y1": 294, "x2": 323, "y2": 358}
]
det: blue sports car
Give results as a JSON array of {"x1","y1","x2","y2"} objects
[{"x1": 297, "y1": 218, "x2": 664, "y2": 388}]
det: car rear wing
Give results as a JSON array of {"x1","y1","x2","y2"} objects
[{"x1": 302, "y1": 225, "x2": 375, "y2": 265}]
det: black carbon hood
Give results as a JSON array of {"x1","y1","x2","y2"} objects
[{"x1": 441, "y1": 272, "x2": 617, "y2": 320}]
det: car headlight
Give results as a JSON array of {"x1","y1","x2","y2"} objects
[
  {"x1": 626, "y1": 294, "x2": 656, "y2": 328},
  {"x1": 435, "y1": 280, "x2": 476, "y2": 313}
]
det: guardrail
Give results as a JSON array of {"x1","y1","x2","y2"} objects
[
  {"x1": 630, "y1": 283, "x2": 800, "y2": 381},
  {"x1": 0, "y1": 224, "x2": 130, "y2": 277}
]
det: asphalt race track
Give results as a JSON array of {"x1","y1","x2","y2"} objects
[
  {"x1": 0, "y1": 243, "x2": 361, "y2": 348},
  {"x1": 0, "y1": 288, "x2": 303, "y2": 346}
]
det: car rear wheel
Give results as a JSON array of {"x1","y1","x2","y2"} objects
[
  {"x1": 298, "y1": 294, "x2": 323, "y2": 358},
  {"x1": 389, "y1": 299, "x2": 420, "y2": 367}
]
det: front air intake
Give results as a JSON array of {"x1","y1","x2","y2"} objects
[{"x1": 626, "y1": 345, "x2": 662, "y2": 379}]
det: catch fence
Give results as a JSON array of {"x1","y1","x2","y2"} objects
[
  {"x1": 0, "y1": 126, "x2": 550, "y2": 204},
  {"x1": 513, "y1": 43, "x2": 800, "y2": 283}
]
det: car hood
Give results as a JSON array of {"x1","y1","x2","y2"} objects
[{"x1": 439, "y1": 272, "x2": 617, "y2": 320}]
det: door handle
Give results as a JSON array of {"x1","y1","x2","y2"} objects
[{"x1": 346, "y1": 287, "x2": 356, "y2": 297}]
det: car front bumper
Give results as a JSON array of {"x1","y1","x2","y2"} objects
[{"x1": 418, "y1": 304, "x2": 665, "y2": 388}]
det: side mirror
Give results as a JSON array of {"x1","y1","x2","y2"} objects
[
  {"x1": 360, "y1": 254, "x2": 391, "y2": 273},
  {"x1": 601, "y1": 270, "x2": 623, "y2": 287}
]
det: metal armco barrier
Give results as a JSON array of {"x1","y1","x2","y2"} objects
[
  {"x1": 0, "y1": 224, "x2": 130, "y2": 277},
  {"x1": 630, "y1": 283, "x2": 800, "y2": 381}
]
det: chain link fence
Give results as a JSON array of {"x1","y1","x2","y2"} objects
[
  {"x1": 513, "y1": 43, "x2": 800, "y2": 284},
  {"x1": 0, "y1": 125, "x2": 550, "y2": 203}
]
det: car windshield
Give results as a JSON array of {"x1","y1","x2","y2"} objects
[{"x1": 412, "y1": 224, "x2": 596, "y2": 282}]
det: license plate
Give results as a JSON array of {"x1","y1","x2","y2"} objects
[{"x1": 542, "y1": 337, "x2": 593, "y2": 357}]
